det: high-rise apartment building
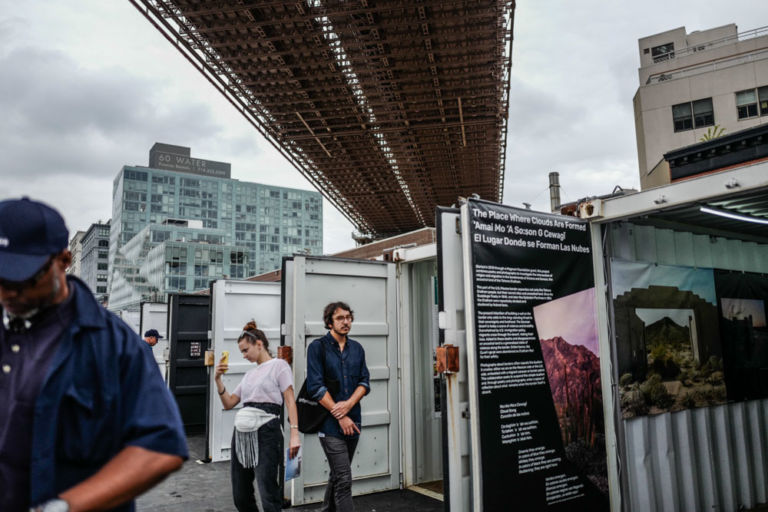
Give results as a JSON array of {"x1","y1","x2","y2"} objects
[
  {"x1": 67, "y1": 230, "x2": 86, "y2": 277},
  {"x1": 80, "y1": 222, "x2": 110, "y2": 303},
  {"x1": 108, "y1": 143, "x2": 323, "y2": 310},
  {"x1": 633, "y1": 24, "x2": 768, "y2": 189}
]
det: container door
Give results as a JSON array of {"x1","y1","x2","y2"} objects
[
  {"x1": 140, "y1": 301, "x2": 169, "y2": 381},
  {"x1": 436, "y1": 207, "x2": 472, "y2": 512},
  {"x1": 207, "y1": 280, "x2": 281, "y2": 462},
  {"x1": 118, "y1": 308, "x2": 141, "y2": 335},
  {"x1": 167, "y1": 293, "x2": 211, "y2": 434},
  {"x1": 284, "y1": 255, "x2": 400, "y2": 506}
]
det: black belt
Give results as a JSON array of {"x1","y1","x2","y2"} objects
[{"x1": 243, "y1": 402, "x2": 281, "y2": 415}]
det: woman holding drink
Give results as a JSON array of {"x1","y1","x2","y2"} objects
[{"x1": 215, "y1": 321, "x2": 300, "y2": 512}]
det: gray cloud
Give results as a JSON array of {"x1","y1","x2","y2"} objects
[{"x1": 0, "y1": 46, "x2": 227, "y2": 180}]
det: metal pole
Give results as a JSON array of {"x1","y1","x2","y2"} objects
[{"x1": 548, "y1": 171, "x2": 561, "y2": 213}]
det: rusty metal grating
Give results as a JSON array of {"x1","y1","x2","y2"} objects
[{"x1": 130, "y1": 0, "x2": 515, "y2": 239}]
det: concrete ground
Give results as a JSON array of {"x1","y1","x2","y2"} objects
[{"x1": 137, "y1": 435, "x2": 443, "y2": 512}]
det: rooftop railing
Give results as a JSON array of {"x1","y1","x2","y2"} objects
[
  {"x1": 670, "y1": 25, "x2": 768, "y2": 60},
  {"x1": 646, "y1": 26, "x2": 768, "y2": 84}
]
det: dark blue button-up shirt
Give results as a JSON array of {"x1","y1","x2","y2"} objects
[
  {"x1": 1, "y1": 276, "x2": 188, "y2": 511},
  {"x1": 306, "y1": 332, "x2": 370, "y2": 438},
  {"x1": 0, "y1": 282, "x2": 76, "y2": 511}
]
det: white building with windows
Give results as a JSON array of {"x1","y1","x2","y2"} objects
[
  {"x1": 633, "y1": 24, "x2": 768, "y2": 189},
  {"x1": 80, "y1": 222, "x2": 110, "y2": 303},
  {"x1": 67, "y1": 230, "x2": 86, "y2": 278}
]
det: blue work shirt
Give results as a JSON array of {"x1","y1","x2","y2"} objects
[
  {"x1": 0, "y1": 280, "x2": 76, "y2": 511},
  {"x1": 306, "y1": 332, "x2": 370, "y2": 438},
  {"x1": 18, "y1": 277, "x2": 188, "y2": 511}
]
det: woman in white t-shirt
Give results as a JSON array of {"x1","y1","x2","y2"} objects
[{"x1": 214, "y1": 321, "x2": 300, "y2": 512}]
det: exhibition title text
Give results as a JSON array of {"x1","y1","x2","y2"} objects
[{"x1": 471, "y1": 208, "x2": 590, "y2": 254}]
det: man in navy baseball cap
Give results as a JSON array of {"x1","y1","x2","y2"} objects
[
  {"x1": 0, "y1": 197, "x2": 71, "y2": 320},
  {"x1": 143, "y1": 328, "x2": 163, "y2": 347},
  {"x1": 0, "y1": 197, "x2": 188, "y2": 512}
]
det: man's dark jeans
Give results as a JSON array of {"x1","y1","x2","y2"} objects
[
  {"x1": 319, "y1": 435, "x2": 359, "y2": 512},
  {"x1": 230, "y1": 411, "x2": 283, "y2": 512}
]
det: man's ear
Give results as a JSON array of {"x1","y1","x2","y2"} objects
[{"x1": 59, "y1": 249, "x2": 73, "y2": 269}]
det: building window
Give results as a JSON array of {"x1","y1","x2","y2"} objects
[
  {"x1": 737, "y1": 89, "x2": 758, "y2": 119},
  {"x1": 693, "y1": 98, "x2": 714, "y2": 127},
  {"x1": 736, "y1": 87, "x2": 768, "y2": 119},
  {"x1": 672, "y1": 103, "x2": 692, "y2": 131},
  {"x1": 672, "y1": 98, "x2": 714, "y2": 132},
  {"x1": 124, "y1": 170, "x2": 148, "y2": 181},
  {"x1": 651, "y1": 42, "x2": 674, "y2": 63}
]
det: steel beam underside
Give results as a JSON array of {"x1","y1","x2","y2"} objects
[{"x1": 131, "y1": 0, "x2": 515, "y2": 238}]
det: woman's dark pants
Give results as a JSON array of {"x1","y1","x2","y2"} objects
[{"x1": 231, "y1": 404, "x2": 283, "y2": 512}]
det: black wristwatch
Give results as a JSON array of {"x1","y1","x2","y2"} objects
[{"x1": 32, "y1": 498, "x2": 70, "y2": 512}]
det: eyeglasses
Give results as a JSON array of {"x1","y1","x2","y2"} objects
[
  {"x1": 333, "y1": 315, "x2": 353, "y2": 323},
  {"x1": 0, "y1": 255, "x2": 56, "y2": 292}
]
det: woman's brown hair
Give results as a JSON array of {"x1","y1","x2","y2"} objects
[{"x1": 238, "y1": 320, "x2": 269, "y2": 352}]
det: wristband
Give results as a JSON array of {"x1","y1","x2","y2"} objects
[
  {"x1": 218, "y1": 387, "x2": 226, "y2": 395},
  {"x1": 35, "y1": 499, "x2": 70, "y2": 512},
  {"x1": 290, "y1": 425, "x2": 299, "y2": 429}
]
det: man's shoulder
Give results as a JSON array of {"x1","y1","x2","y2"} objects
[
  {"x1": 347, "y1": 336, "x2": 365, "y2": 351},
  {"x1": 68, "y1": 278, "x2": 143, "y2": 351},
  {"x1": 309, "y1": 333, "x2": 332, "y2": 346},
  {"x1": 307, "y1": 336, "x2": 327, "y2": 354}
]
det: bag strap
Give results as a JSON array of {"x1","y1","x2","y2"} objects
[{"x1": 321, "y1": 337, "x2": 328, "y2": 389}]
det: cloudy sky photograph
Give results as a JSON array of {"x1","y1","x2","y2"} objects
[
  {"x1": 533, "y1": 287, "x2": 599, "y2": 356},
  {"x1": 1, "y1": 1, "x2": 767, "y2": 254}
]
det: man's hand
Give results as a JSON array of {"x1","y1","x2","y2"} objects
[
  {"x1": 338, "y1": 416, "x2": 360, "y2": 436},
  {"x1": 331, "y1": 399, "x2": 352, "y2": 419}
]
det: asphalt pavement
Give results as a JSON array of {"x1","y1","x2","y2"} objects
[{"x1": 137, "y1": 434, "x2": 443, "y2": 512}]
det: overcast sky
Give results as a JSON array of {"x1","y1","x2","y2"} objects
[{"x1": 1, "y1": 1, "x2": 767, "y2": 254}]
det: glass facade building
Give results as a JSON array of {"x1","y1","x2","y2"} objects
[{"x1": 108, "y1": 144, "x2": 323, "y2": 310}]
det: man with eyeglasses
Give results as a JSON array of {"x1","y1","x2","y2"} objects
[
  {"x1": 306, "y1": 301, "x2": 370, "y2": 512},
  {"x1": 0, "y1": 197, "x2": 188, "y2": 512}
]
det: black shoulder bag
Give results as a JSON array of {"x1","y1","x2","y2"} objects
[{"x1": 296, "y1": 342, "x2": 339, "y2": 434}]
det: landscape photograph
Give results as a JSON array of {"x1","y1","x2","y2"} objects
[
  {"x1": 533, "y1": 288, "x2": 607, "y2": 497},
  {"x1": 610, "y1": 260, "x2": 725, "y2": 418},
  {"x1": 617, "y1": 307, "x2": 727, "y2": 418}
]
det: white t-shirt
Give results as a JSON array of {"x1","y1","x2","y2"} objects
[{"x1": 232, "y1": 358, "x2": 294, "y2": 405}]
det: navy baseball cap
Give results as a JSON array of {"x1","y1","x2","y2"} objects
[
  {"x1": 144, "y1": 329, "x2": 163, "y2": 339},
  {"x1": 0, "y1": 197, "x2": 69, "y2": 282}
]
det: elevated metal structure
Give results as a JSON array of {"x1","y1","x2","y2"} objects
[{"x1": 131, "y1": 0, "x2": 515, "y2": 239}]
